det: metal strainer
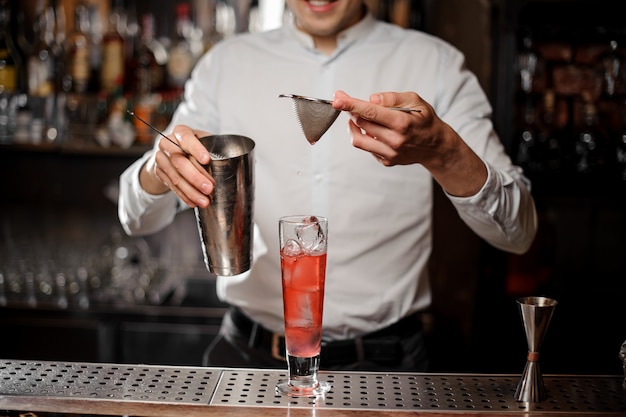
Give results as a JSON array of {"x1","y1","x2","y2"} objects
[
  {"x1": 279, "y1": 93, "x2": 421, "y2": 145},
  {"x1": 279, "y1": 94, "x2": 340, "y2": 145}
]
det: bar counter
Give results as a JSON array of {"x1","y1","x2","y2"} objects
[{"x1": 1, "y1": 359, "x2": 625, "y2": 417}]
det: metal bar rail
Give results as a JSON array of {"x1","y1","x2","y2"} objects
[{"x1": 1, "y1": 359, "x2": 624, "y2": 416}]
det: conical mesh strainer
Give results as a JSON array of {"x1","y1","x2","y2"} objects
[
  {"x1": 279, "y1": 93, "x2": 421, "y2": 145},
  {"x1": 279, "y1": 94, "x2": 340, "y2": 145}
]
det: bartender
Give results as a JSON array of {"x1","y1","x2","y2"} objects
[{"x1": 118, "y1": 0, "x2": 537, "y2": 371}]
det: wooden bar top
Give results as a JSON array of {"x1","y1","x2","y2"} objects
[{"x1": 1, "y1": 359, "x2": 624, "y2": 416}]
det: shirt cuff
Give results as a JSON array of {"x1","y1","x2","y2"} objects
[
  {"x1": 122, "y1": 154, "x2": 179, "y2": 215},
  {"x1": 445, "y1": 162, "x2": 514, "y2": 215}
]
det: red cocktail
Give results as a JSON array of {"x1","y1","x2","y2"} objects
[
  {"x1": 276, "y1": 215, "x2": 330, "y2": 397},
  {"x1": 281, "y1": 251, "x2": 326, "y2": 357}
]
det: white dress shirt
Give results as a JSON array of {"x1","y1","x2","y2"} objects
[{"x1": 119, "y1": 13, "x2": 537, "y2": 340}]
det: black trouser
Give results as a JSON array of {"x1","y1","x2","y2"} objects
[{"x1": 202, "y1": 307, "x2": 429, "y2": 372}]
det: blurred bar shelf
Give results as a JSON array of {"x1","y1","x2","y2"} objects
[
  {"x1": 0, "y1": 278, "x2": 228, "y2": 366},
  {"x1": 0, "y1": 142, "x2": 153, "y2": 157},
  {"x1": 0, "y1": 359, "x2": 625, "y2": 417}
]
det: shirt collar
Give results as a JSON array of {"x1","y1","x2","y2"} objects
[{"x1": 287, "y1": 11, "x2": 378, "y2": 55}]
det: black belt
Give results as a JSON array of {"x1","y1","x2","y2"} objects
[{"x1": 228, "y1": 307, "x2": 422, "y2": 366}]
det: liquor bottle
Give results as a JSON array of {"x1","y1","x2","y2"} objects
[
  {"x1": 166, "y1": 2, "x2": 195, "y2": 91},
  {"x1": 101, "y1": 9, "x2": 125, "y2": 94},
  {"x1": 27, "y1": 9, "x2": 55, "y2": 97},
  {"x1": 539, "y1": 90, "x2": 562, "y2": 172},
  {"x1": 27, "y1": 7, "x2": 59, "y2": 144},
  {"x1": 517, "y1": 35, "x2": 544, "y2": 94},
  {"x1": 599, "y1": 39, "x2": 623, "y2": 98},
  {"x1": 64, "y1": 2, "x2": 91, "y2": 93},
  {"x1": 49, "y1": 4, "x2": 67, "y2": 141},
  {"x1": 619, "y1": 340, "x2": 626, "y2": 391},
  {"x1": 376, "y1": 0, "x2": 392, "y2": 23},
  {"x1": 122, "y1": 3, "x2": 138, "y2": 94},
  {"x1": 201, "y1": 2, "x2": 224, "y2": 52},
  {"x1": 514, "y1": 96, "x2": 543, "y2": 174},
  {"x1": 134, "y1": 13, "x2": 166, "y2": 96},
  {"x1": 0, "y1": 0, "x2": 22, "y2": 144},
  {"x1": 574, "y1": 92, "x2": 607, "y2": 175},
  {"x1": 131, "y1": 13, "x2": 168, "y2": 145},
  {"x1": 0, "y1": 0, "x2": 20, "y2": 94},
  {"x1": 614, "y1": 100, "x2": 626, "y2": 181},
  {"x1": 86, "y1": 3, "x2": 103, "y2": 93},
  {"x1": 13, "y1": 4, "x2": 36, "y2": 93}
]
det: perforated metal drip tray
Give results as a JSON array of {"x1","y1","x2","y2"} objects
[{"x1": 1, "y1": 359, "x2": 625, "y2": 415}]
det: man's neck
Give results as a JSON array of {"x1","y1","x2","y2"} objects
[
  {"x1": 310, "y1": 5, "x2": 368, "y2": 56},
  {"x1": 314, "y1": 36, "x2": 338, "y2": 56}
]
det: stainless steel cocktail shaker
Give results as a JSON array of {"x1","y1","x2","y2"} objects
[{"x1": 194, "y1": 134, "x2": 255, "y2": 276}]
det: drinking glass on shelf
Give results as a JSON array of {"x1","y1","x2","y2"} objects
[{"x1": 276, "y1": 215, "x2": 331, "y2": 397}]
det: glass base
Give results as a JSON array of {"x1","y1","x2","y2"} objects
[
  {"x1": 276, "y1": 379, "x2": 331, "y2": 397},
  {"x1": 276, "y1": 354, "x2": 331, "y2": 397}
]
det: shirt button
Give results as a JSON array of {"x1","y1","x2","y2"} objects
[{"x1": 314, "y1": 174, "x2": 323, "y2": 182}]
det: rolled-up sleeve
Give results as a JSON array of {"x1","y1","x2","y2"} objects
[
  {"x1": 118, "y1": 151, "x2": 181, "y2": 236},
  {"x1": 446, "y1": 162, "x2": 537, "y2": 254}
]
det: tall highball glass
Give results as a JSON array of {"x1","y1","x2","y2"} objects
[{"x1": 276, "y1": 215, "x2": 331, "y2": 397}]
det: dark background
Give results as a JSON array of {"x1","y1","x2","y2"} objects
[{"x1": 1, "y1": 0, "x2": 625, "y2": 375}]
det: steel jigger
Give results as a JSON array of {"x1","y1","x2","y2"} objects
[{"x1": 514, "y1": 296, "x2": 558, "y2": 403}]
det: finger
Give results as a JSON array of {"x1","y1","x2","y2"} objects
[
  {"x1": 370, "y1": 91, "x2": 423, "y2": 111},
  {"x1": 169, "y1": 152, "x2": 215, "y2": 199},
  {"x1": 333, "y1": 91, "x2": 383, "y2": 122},
  {"x1": 157, "y1": 127, "x2": 216, "y2": 185},
  {"x1": 154, "y1": 166, "x2": 193, "y2": 208},
  {"x1": 348, "y1": 110, "x2": 410, "y2": 153},
  {"x1": 372, "y1": 153, "x2": 393, "y2": 166},
  {"x1": 348, "y1": 119, "x2": 390, "y2": 157},
  {"x1": 189, "y1": 156, "x2": 215, "y2": 184},
  {"x1": 335, "y1": 94, "x2": 418, "y2": 145},
  {"x1": 156, "y1": 166, "x2": 210, "y2": 208},
  {"x1": 170, "y1": 127, "x2": 216, "y2": 184},
  {"x1": 334, "y1": 89, "x2": 422, "y2": 116},
  {"x1": 171, "y1": 125, "x2": 212, "y2": 165},
  {"x1": 160, "y1": 139, "x2": 214, "y2": 185},
  {"x1": 155, "y1": 150, "x2": 213, "y2": 207},
  {"x1": 348, "y1": 120, "x2": 402, "y2": 167},
  {"x1": 162, "y1": 166, "x2": 212, "y2": 208}
]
